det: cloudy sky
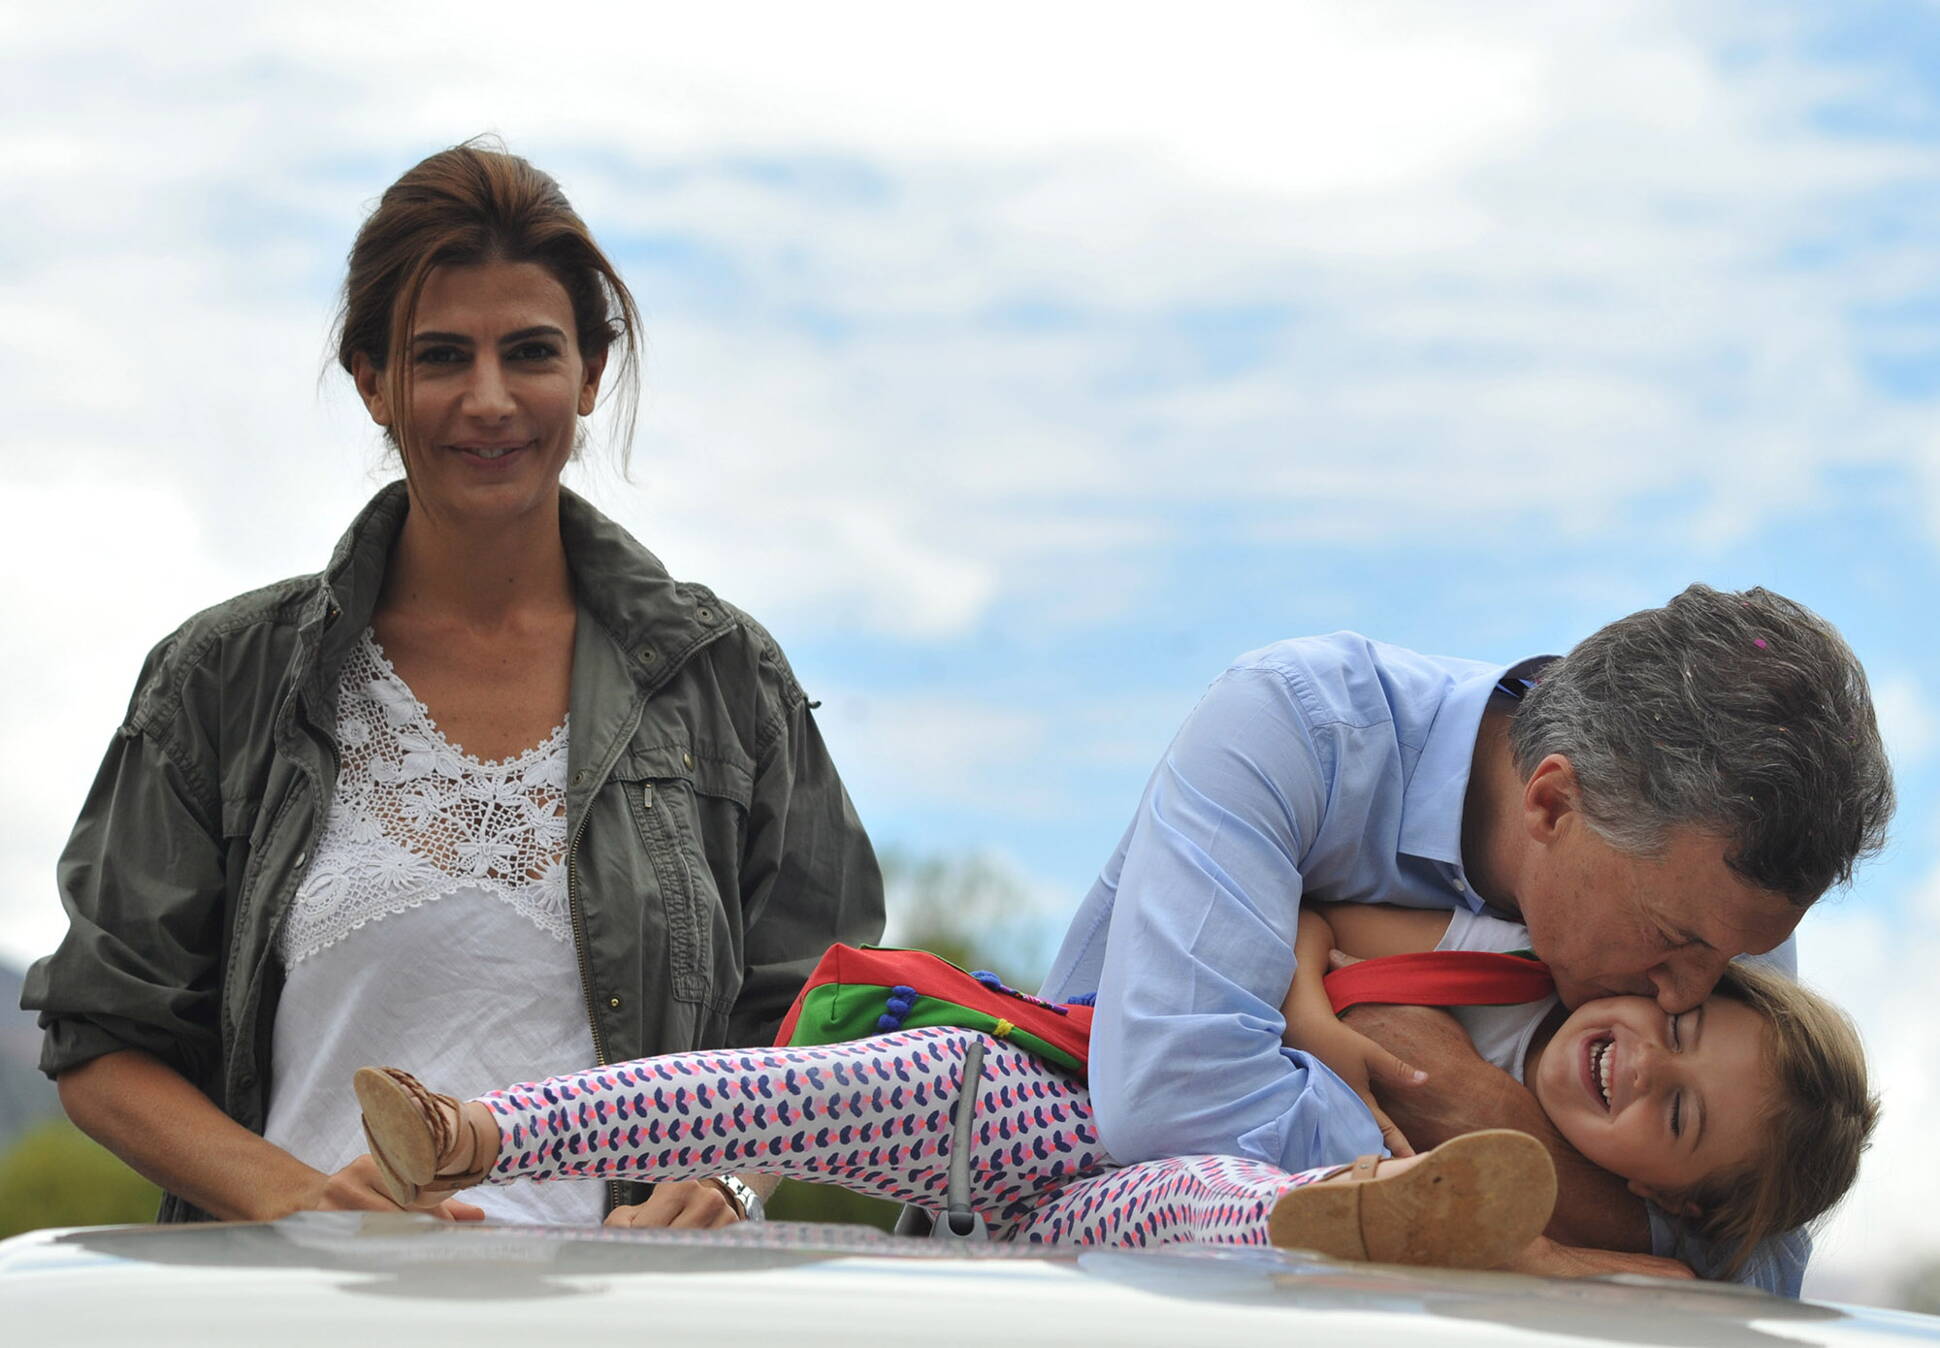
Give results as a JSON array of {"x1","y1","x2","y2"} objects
[{"x1": 7, "y1": 0, "x2": 1940, "y2": 1304}]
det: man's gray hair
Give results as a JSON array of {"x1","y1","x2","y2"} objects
[{"x1": 1508, "y1": 585, "x2": 1892, "y2": 905}]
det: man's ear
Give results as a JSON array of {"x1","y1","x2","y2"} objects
[
  {"x1": 1626, "y1": 1178, "x2": 1704, "y2": 1219},
  {"x1": 1522, "y1": 755, "x2": 1579, "y2": 845},
  {"x1": 350, "y1": 351, "x2": 392, "y2": 428}
]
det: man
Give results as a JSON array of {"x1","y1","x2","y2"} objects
[{"x1": 1041, "y1": 585, "x2": 1891, "y2": 1293}]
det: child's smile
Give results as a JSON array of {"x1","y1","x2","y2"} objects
[{"x1": 1526, "y1": 992, "x2": 1778, "y2": 1204}]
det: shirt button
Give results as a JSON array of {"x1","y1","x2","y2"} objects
[{"x1": 1451, "y1": 878, "x2": 1467, "y2": 894}]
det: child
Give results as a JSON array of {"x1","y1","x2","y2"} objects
[
  {"x1": 1290, "y1": 901, "x2": 1877, "y2": 1277},
  {"x1": 353, "y1": 904, "x2": 1872, "y2": 1276}
]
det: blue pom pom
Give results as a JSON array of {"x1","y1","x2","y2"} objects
[
  {"x1": 972, "y1": 971, "x2": 1003, "y2": 988},
  {"x1": 885, "y1": 997, "x2": 914, "y2": 1017},
  {"x1": 891, "y1": 985, "x2": 917, "y2": 999},
  {"x1": 1065, "y1": 992, "x2": 1098, "y2": 1007},
  {"x1": 876, "y1": 1013, "x2": 902, "y2": 1031}
]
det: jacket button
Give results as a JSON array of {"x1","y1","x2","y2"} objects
[
  {"x1": 682, "y1": 752, "x2": 692, "y2": 768},
  {"x1": 639, "y1": 647, "x2": 656, "y2": 663},
  {"x1": 293, "y1": 852, "x2": 307, "y2": 869},
  {"x1": 697, "y1": 608, "x2": 713, "y2": 623},
  {"x1": 609, "y1": 997, "x2": 623, "y2": 1010},
  {"x1": 573, "y1": 770, "x2": 588, "y2": 786}
]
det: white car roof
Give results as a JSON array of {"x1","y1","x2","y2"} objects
[{"x1": 2, "y1": 1214, "x2": 1933, "y2": 1347}]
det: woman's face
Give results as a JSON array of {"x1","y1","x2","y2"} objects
[
  {"x1": 1528, "y1": 990, "x2": 1775, "y2": 1204},
  {"x1": 354, "y1": 259, "x2": 604, "y2": 526}
]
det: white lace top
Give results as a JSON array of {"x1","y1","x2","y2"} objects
[{"x1": 264, "y1": 630, "x2": 604, "y2": 1224}]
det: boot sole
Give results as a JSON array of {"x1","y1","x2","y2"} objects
[
  {"x1": 353, "y1": 1066, "x2": 435, "y2": 1207},
  {"x1": 1267, "y1": 1128, "x2": 1556, "y2": 1269}
]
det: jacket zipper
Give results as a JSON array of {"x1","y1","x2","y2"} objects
[{"x1": 564, "y1": 805, "x2": 625, "y2": 1214}]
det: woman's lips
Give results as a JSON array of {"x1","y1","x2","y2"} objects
[{"x1": 449, "y1": 441, "x2": 531, "y2": 463}]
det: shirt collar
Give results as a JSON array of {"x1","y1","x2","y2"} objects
[{"x1": 1397, "y1": 655, "x2": 1557, "y2": 870}]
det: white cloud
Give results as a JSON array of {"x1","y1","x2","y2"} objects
[
  {"x1": 813, "y1": 691, "x2": 1057, "y2": 817},
  {"x1": 1875, "y1": 672, "x2": 1939, "y2": 771},
  {"x1": 1796, "y1": 875, "x2": 1940, "y2": 1304},
  {"x1": 5, "y1": 1, "x2": 1938, "y2": 648}
]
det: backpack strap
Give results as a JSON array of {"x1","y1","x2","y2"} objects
[{"x1": 1324, "y1": 950, "x2": 1556, "y2": 1015}]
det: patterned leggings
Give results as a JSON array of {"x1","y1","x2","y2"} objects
[{"x1": 478, "y1": 1026, "x2": 1342, "y2": 1246}]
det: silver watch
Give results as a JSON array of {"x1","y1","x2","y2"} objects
[{"x1": 710, "y1": 1174, "x2": 765, "y2": 1222}]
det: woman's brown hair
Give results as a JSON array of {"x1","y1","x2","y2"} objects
[
  {"x1": 1679, "y1": 960, "x2": 1877, "y2": 1277},
  {"x1": 334, "y1": 137, "x2": 641, "y2": 468}
]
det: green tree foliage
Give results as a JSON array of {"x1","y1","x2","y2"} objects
[
  {"x1": 0, "y1": 1118, "x2": 160, "y2": 1239},
  {"x1": 1897, "y1": 1258, "x2": 1940, "y2": 1315},
  {"x1": 875, "y1": 846, "x2": 1053, "y2": 984},
  {"x1": 762, "y1": 1176, "x2": 900, "y2": 1231}
]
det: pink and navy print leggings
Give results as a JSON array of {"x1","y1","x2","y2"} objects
[{"x1": 476, "y1": 1026, "x2": 1343, "y2": 1246}]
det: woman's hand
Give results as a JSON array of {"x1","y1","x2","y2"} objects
[
  {"x1": 58, "y1": 1051, "x2": 480, "y2": 1223},
  {"x1": 311, "y1": 1154, "x2": 484, "y2": 1221},
  {"x1": 604, "y1": 1178, "x2": 746, "y2": 1229}
]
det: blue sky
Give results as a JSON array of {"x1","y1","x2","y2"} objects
[{"x1": 5, "y1": 0, "x2": 1940, "y2": 1303}]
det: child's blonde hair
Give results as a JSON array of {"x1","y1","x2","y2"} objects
[{"x1": 1676, "y1": 961, "x2": 1877, "y2": 1276}]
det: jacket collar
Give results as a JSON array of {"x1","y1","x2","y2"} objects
[{"x1": 296, "y1": 479, "x2": 726, "y2": 709}]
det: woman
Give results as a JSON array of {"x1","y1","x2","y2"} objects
[{"x1": 23, "y1": 142, "x2": 883, "y2": 1228}]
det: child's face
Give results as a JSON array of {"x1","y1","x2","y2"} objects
[{"x1": 1528, "y1": 991, "x2": 1775, "y2": 1203}]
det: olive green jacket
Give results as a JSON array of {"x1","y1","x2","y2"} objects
[{"x1": 23, "y1": 482, "x2": 884, "y2": 1219}]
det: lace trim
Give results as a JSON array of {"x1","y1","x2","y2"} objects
[
  {"x1": 362, "y1": 631, "x2": 569, "y2": 772},
  {"x1": 282, "y1": 629, "x2": 570, "y2": 965}
]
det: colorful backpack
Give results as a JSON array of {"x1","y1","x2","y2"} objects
[{"x1": 775, "y1": 944, "x2": 1096, "y2": 1078}]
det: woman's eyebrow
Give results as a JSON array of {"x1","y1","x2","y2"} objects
[
  {"x1": 412, "y1": 330, "x2": 472, "y2": 345},
  {"x1": 501, "y1": 325, "x2": 567, "y2": 343}
]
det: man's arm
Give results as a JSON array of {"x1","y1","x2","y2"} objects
[
  {"x1": 1342, "y1": 1000, "x2": 1653, "y2": 1253},
  {"x1": 1075, "y1": 665, "x2": 1393, "y2": 1172}
]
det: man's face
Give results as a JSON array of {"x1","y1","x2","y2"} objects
[{"x1": 1515, "y1": 768, "x2": 1802, "y2": 1011}]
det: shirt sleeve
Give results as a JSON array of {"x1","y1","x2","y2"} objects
[
  {"x1": 729, "y1": 696, "x2": 885, "y2": 1047},
  {"x1": 1649, "y1": 1206, "x2": 1809, "y2": 1297},
  {"x1": 22, "y1": 717, "x2": 229, "y2": 1087},
  {"x1": 1086, "y1": 664, "x2": 1390, "y2": 1172}
]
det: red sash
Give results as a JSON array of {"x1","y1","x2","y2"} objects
[{"x1": 1324, "y1": 950, "x2": 1555, "y2": 1015}]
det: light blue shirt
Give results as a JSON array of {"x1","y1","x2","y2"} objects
[{"x1": 1040, "y1": 633, "x2": 1805, "y2": 1296}]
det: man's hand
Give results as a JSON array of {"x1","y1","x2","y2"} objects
[
  {"x1": 1341, "y1": 1001, "x2": 1652, "y2": 1253},
  {"x1": 1504, "y1": 1236, "x2": 1696, "y2": 1280},
  {"x1": 604, "y1": 1178, "x2": 745, "y2": 1230},
  {"x1": 1296, "y1": 1016, "x2": 1427, "y2": 1157},
  {"x1": 313, "y1": 1154, "x2": 485, "y2": 1222}
]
